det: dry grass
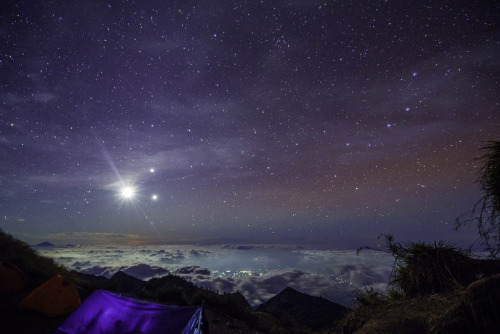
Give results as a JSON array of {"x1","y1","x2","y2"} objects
[
  {"x1": 336, "y1": 238, "x2": 500, "y2": 333},
  {"x1": 389, "y1": 240, "x2": 474, "y2": 296},
  {"x1": 336, "y1": 288, "x2": 462, "y2": 334}
]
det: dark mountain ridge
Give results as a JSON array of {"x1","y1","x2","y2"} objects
[{"x1": 258, "y1": 286, "x2": 348, "y2": 332}]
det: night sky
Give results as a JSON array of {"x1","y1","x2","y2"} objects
[{"x1": 1, "y1": 1, "x2": 499, "y2": 247}]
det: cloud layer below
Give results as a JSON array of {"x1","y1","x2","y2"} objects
[{"x1": 35, "y1": 244, "x2": 393, "y2": 306}]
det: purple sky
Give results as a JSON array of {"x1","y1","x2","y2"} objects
[{"x1": 1, "y1": 0, "x2": 498, "y2": 247}]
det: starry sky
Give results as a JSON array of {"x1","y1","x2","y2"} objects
[{"x1": 1, "y1": 0, "x2": 499, "y2": 247}]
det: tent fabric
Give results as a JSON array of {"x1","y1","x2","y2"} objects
[
  {"x1": 0, "y1": 261, "x2": 25, "y2": 295},
  {"x1": 55, "y1": 289, "x2": 203, "y2": 334},
  {"x1": 17, "y1": 275, "x2": 81, "y2": 317}
]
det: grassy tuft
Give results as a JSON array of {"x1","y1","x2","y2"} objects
[
  {"x1": 353, "y1": 287, "x2": 385, "y2": 307},
  {"x1": 386, "y1": 236, "x2": 475, "y2": 297},
  {"x1": 336, "y1": 236, "x2": 500, "y2": 333}
]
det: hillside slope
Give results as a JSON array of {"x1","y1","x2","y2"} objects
[{"x1": 336, "y1": 241, "x2": 500, "y2": 334}]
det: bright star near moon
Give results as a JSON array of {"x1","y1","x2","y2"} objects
[
  {"x1": 150, "y1": 168, "x2": 155, "y2": 173},
  {"x1": 152, "y1": 194, "x2": 158, "y2": 200}
]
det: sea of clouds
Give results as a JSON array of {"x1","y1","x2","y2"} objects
[{"x1": 34, "y1": 244, "x2": 393, "y2": 307}]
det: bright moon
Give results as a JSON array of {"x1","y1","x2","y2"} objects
[
  {"x1": 120, "y1": 186, "x2": 136, "y2": 200},
  {"x1": 152, "y1": 194, "x2": 158, "y2": 200}
]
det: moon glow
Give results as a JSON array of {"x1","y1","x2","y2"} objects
[{"x1": 120, "y1": 186, "x2": 136, "y2": 200}]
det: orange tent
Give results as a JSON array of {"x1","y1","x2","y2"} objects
[
  {"x1": 18, "y1": 275, "x2": 81, "y2": 317},
  {"x1": 0, "y1": 261, "x2": 26, "y2": 295}
]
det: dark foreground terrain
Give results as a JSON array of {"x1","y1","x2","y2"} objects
[
  {"x1": 0, "y1": 229, "x2": 346, "y2": 333},
  {"x1": 3, "y1": 229, "x2": 500, "y2": 333}
]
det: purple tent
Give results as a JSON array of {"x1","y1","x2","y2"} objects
[{"x1": 55, "y1": 290, "x2": 202, "y2": 334}]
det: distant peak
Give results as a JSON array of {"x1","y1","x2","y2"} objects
[{"x1": 34, "y1": 241, "x2": 55, "y2": 247}]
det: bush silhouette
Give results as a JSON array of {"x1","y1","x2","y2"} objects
[
  {"x1": 385, "y1": 236, "x2": 475, "y2": 296},
  {"x1": 456, "y1": 140, "x2": 500, "y2": 257}
]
